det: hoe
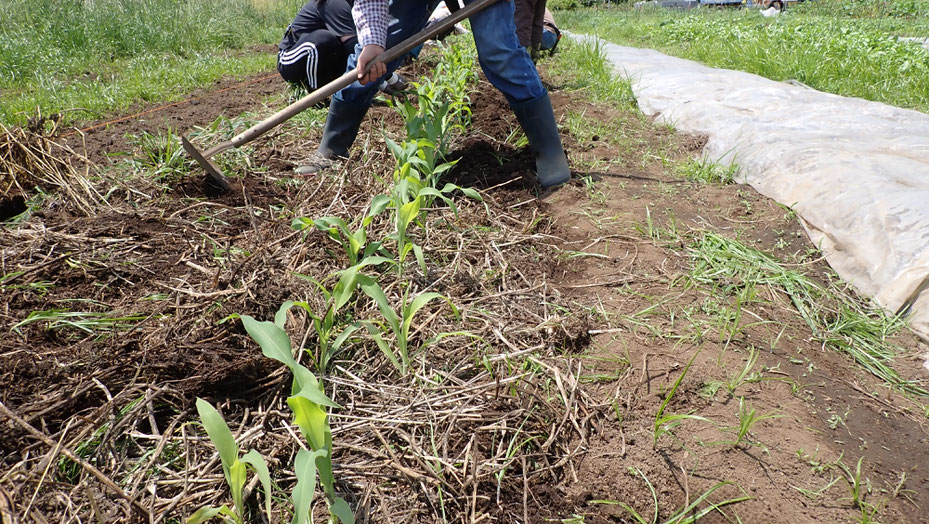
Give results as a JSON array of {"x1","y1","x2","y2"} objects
[{"x1": 183, "y1": 0, "x2": 498, "y2": 193}]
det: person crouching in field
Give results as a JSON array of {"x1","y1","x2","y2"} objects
[
  {"x1": 514, "y1": 2, "x2": 561, "y2": 59},
  {"x1": 277, "y1": 0, "x2": 406, "y2": 96},
  {"x1": 302, "y1": 0, "x2": 571, "y2": 190}
]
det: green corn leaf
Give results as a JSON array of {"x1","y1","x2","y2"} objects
[
  {"x1": 332, "y1": 266, "x2": 361, "y2": 312},
  {"x1": 332, "y1": 322, "x2": 362, "y2": 353},
  {"x1": 186, "y1": 506, "x2": 224, "y2": 524},
  {"x1": 313, "y1": 217, "x2": 346, "y2": 242},
  {"x1": 274, "y1": 300, "x2": 295, "y2": 328},
  {"x1": 228, "y1": 460, "x2": 247, "y2": 519},
  {"x1": 291, "y1": 217, "x2": 314, "y2": 231},
  {"x1": 417, "y1": 187, "x2": 456, "y2": 214},
  {"x1": 367, "y1": 194, "x2": 391, "y2": 219},
  {"x1": 358, "y1": 276, "x2": 400, "y2": 334},
  {"x1": 242, "y1": 315, "x2": 339, "y2": 408},
  {"x1": 195, "y1": 399, "x2": 238, "y2": 473},
  {"x1": 362, "y1": 321, "x2": 402, "y2": 371},
  {"x1": 385, "y1": 137, "x2": 403, "y2": 160},
  {"x1": 291, "y1": 448, "x2": 326, "y2": 524},
  {"x1": 332, "y1": 256, "x2": 394, "y2": 312},
  {"x1": 433, "y1": 162, "x2": 459, "y2": 176},
  {"x1": 291, "y1": 367, "x2": 339, "y2": 408},
  {"x1": 241, "y1": 315, "x2": 295, "y2": 368},
  {"x1": 440, "y1": 182, "x2": 482, "y2": 202},
  {"x1": 399, "y1": 242, "x2": 415, "y2": 265},
  {"x1": 240, "y1": 450, "x2": 273, "y2": 521},
  {"x1": 288, "y1": 395, "x2": 329, "y2": 451},
  {"x1": 412, "y1": 243, "x2": 427, "y2": 274},
  {"x1": 362, "y1": 241, "x2": 385, "y2": 259},
  {"x1": 401, "y1": 292, "x2": 449, "y2": 339},
  {"x1": 398, "y1": 198, "x2": 422, "y2": 229},
  {"x1": 330, "y1": 497, "x2": 356, "y2": 524},
  {"x1": 351, "y1": 227, "x2": 366, "y2": 250}
]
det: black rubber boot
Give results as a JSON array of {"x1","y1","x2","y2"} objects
[
  {"x1": 318, "y1": 97, "x2": 369, "y2": 159},
  {"x1": 510, "y1": 92, "x2": 570, "y2": 188}
]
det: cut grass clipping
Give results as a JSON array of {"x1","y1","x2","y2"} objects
[
  {"x1": 686, "y1": 231, "x2": 928, "y2": 397},
  {"x1": 592, "y1": 467, "x2": 750, "y2": 524}
]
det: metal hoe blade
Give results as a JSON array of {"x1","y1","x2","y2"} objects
[{"x1": 181, "y1": 136, "x2": 230, "y2": 192}]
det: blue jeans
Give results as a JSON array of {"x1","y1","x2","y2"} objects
[
  {"x1": 334, "y1": 0, "x2": 545, "y2": 107},
  {"x1": 541, "y1": 29, "x2": 558, "y2": 51}
]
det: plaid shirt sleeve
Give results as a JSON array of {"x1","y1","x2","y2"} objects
[{"x1": 352, "y1": 0, "x2": 390, "y2": 48}]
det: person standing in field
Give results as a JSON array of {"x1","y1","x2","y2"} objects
[{"x1": 302, "y1": 0, "x2": 571, "y2": 190}]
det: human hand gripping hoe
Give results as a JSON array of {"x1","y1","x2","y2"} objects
[{"x1": 182, "y1": 0, "x2": 498, "y2": 193}]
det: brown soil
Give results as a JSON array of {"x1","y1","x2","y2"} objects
[{"x1": 1, "y1": 53, "x2": 928, "y2": 524}]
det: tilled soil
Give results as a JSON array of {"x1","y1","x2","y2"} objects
[{"x1": 1, "y1": 53, "x2": 928, "y2": 524}]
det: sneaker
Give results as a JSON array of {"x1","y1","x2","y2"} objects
[{"x1": 378, "y1": 73, "x2": 408, "y2": 96}]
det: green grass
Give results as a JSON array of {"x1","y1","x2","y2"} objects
[
  {"x1": 545, "y1": 38, "x2": 638, "y2": 109},
  {"x1": 686, "y1": 231, "x2": 929, "y2": 397},
  {"x1": 12, "y1": 308, "x2": 152, "y2": 339},
  {"x1": 0, "y1": 0, "x2": 299, "y2": 126},
  {"x1": 555, "y1": 1, "x2": 929, "y2": 113},
  {"x1": 592, "y1": 468, "x2": 750, "y2": 524}
]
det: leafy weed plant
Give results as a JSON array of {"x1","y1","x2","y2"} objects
[
  {"x1": 706, "y1": 397, "x2": 782, "y2": 449},
  {"x1": 359, "y1": 278, "x2": 459, "y2": 375},
  {"x1": 686, "y1": 231, "x2": 928, "y2": 397}
]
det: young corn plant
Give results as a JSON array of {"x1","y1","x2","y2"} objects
[
  {"x1": 283, "y1": 254, "x2": 395, "y2": 374},
  {"x1": 653, "y1": 353, "x2": 713, "y2": 449},
  {"x1": 240, "y1": 314, "x2": 354, "y2": 523},
  {"x1": 377, "y1": 143, "x2": 479, "y2": 273},
  {"x1": 357, "y1": 276, "x2": 459, "y2": 375},
  {"x1": 188, "y1": 399, "x2": 273, "y2": 524},
  {"x1": 291, "y1": 196, "x2": 391, "y2": 266}
]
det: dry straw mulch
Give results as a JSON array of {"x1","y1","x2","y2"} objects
[
  {"x1": 0, "y1": 115, "x2": 109, "y2": 217},
  {"x1": 0, "y1": 122, "x2": 603, "y2": 522}
]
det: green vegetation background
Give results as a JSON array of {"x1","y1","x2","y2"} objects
[
  {"x1": 555, "y1": 0, "x2": 929, "y2": 112},
  {"x1": 2, "y1": 0, "x2": 929, "y2": 125},
  {"x1": 0, "y1": 0, "x2": 301, "y2": 126}
]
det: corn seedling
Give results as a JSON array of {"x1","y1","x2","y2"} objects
[
  {"x1": 188, "y1": 399, "x2": 272, "y2": 524},
  {"x1": 358, "y1": 277, "x2": 459, "y2": 375},
  {"x1": 291, "y1": 192, "x2": 391, "y2": 266},
  {"x1": 592, "y1": 467, "x2": 750, "y2": 524},
  {"x1": 240, "y1": 314, "x2": 354, "y2": 523},
  {"x1": 653, "y1": 353, "x2": 713, "y2": 448},
  {"x1": 378, "y1": 142, "x2": 480, "y2": 272}
]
